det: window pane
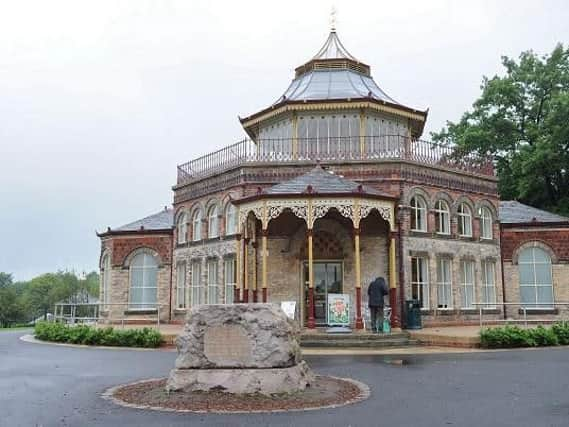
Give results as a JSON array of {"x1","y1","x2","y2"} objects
[
  {"x1": 534, "y1": 264, "x2": 552, "y2": 285},
  {"x1": 518, "y1": 264, "x2": 534, "y2": 285},
  {"x1": 518, "y1": 248, "x2": 533, "y2": 263},
  {"x1": 532, "y1": 248, "x2": 550, "y2": 263},
  {"x1": 537, "y1": 286, "x2": 553, "y2": 305},
  {"x1": 520, "y1": 286, "x2": 535, "y2": 305}
]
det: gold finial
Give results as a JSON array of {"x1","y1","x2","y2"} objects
[{"x1": 330, "y1": 6, "x2": 337, "y2": 32}]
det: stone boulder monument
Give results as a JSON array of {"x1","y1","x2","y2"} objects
[{"x1": 166, "y1": 304, "x2": 314, "y2": 395}]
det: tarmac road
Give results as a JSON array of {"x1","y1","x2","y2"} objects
[{"x1": 1, "y1": 330, "x2": 568, "y2": 427}]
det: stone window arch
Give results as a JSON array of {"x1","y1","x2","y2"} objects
[
  {"x1": 457, "y1": 203, "x2": 473, "y2": 237},
  {"x1": 410, "y1": 195, "x2": 428, "y2": 232},
  {"x1": 434, "y1": 199, "x2": 451, "y2": 235},
  {"x1": 225, "y1": 203, "x2": 238, "y2": 235},
  {"x1": 128, "y1": 250, "x2": 158, "y2": 310},
  {"x1": 517, "y1": 245, "x2": 554, "y2": 308},
  {"x1": 176, "y1": 211, "x2": 188, "y2": 244},
  {"x1": 207, "y1": 205, "x2": 219, "y2": 238},
  {"x1": 192, "y1": 209, "x2": 203, "y2": 241}
]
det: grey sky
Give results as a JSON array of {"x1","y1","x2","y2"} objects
[{"x1": 1, "y1": 0, "x2": 568, "y2": 281}]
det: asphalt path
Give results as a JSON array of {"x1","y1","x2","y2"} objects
[{"x1": 1, "y1": 330, "x2": 568, "y2": 427}]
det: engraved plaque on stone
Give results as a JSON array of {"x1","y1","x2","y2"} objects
[{"x1": 204, "y1": 325, "x2": 252, "y2": 366}]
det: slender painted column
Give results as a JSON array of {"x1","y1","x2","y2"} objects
[
  {"x1": 307, "y1": 229, "x2": 315, "y2": 329},
  {"x1": 235, "y1": 234, "x2": 241, "y2": 303},
  {"x1": 262, "y1": 228, "x2": 268, "y2": 303},
  {"x1": 252, "y1": 240, "x2": 258, "y2": 303},
  {"x1": 243, "y1": 237, "x2": 249, "y2": 303},
  {"x1": 354, "y1": 228, "x2": 364, "y2": 329}
]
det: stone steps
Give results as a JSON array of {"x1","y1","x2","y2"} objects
[{"x1": 300, "y1": 332, "x2": 417, "y2": 348}]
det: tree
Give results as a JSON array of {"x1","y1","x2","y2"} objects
[
  {"x1": 24, "y1": 273, "x2": 67, "y2": 320},
  {"x1": 433, "y1": 44, "x2": 569, "y2": 214},
  {"x1": 0, "y1": 273, "x2": 20, "y2": 327}
]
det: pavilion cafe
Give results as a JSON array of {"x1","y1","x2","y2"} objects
[{"x1": 97, "y1": 27, "x2": 569, "y2": 330}]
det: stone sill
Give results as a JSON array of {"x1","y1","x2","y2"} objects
[
  {"x1": 517, "y1": 308, "x2": 559, "y2": 315},
  {"x1": 434, "y1": 309, "x2": 456, "y2": 315},
  {"x1": 123, "y1": 309, "x2": 158, "y2": 315},
  {"x1": 173, "y1": 308, "x2": 188, "y2": 313}
]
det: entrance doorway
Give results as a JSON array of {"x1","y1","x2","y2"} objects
[{"x1": 303, "y1": 262, "x2": 343, "y2": 325}]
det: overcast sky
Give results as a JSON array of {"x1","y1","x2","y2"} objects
[{"x1": 1, "y1": 0, "x2": 568, "y2": 281}]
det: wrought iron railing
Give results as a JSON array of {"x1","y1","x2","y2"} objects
[{"x1": 177, "y1": 136, "x2": 494, "y2": 185}]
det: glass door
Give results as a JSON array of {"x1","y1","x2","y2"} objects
[{"x1": 304, "y1": 262, "x2": 343, "y2": 325}]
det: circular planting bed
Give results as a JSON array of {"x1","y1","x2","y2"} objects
[{"x1": 103, "y1": 376, "x2": 369, "y2": 413}]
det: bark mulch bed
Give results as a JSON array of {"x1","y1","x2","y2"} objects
[{"x1": 103, "y1": 376, "x2": 370, "y2": 413}]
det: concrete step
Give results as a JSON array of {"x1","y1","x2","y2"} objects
[{"x1": 300, "y1": 333, "x2": 416, "y2": 348}]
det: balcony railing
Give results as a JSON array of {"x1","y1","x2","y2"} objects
[{"x1": 176, "y1": 136, "x2": 494, "y2": 185}]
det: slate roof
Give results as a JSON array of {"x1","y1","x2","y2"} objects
[
  {"x1": 113, "y1": 208, "x2": 174, "y2": 232},
  {"x1": 499, "y1": 201, "x2": 569, "y2": 224},
  {"x1": 264, "y1": 165, "x2": 390, "y2": 197}
]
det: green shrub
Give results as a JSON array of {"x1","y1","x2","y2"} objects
[
  {"x1": 34, "y1": 322, "x2": 162, "y2": 348},
  {"x1": 480, "y1": 323, "x2": 569, "y2": 349}
]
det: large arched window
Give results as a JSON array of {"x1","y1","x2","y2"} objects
[
  {"x1": 457, "y1": 203, "x2": 472, "y2": 237},
  {"x1": 101, "y1": 254, "x2": 111, "y2": 306},
  {"x1": 435, "y1": 200, "x2": 450, "y2": 235},
  {"x1": 480, "y1": 207, "x2": 493, "y2": 239},
  {"x1": 410, "y1": 196, "x2": 427, "y2": 232},
  {"x1": 192, "y1": 210, "x2": 202, "y2": 241},
  {"x1": 225, "y1": 204, "x2": 237, "y2": 235},
  {"x1": 129, "y1": 252, "x2": 158, "y2": 309},
  {"x1": 518, "y1": 247, "x2": 554, "y2": 308},
  {"x1": 177, "y1": 212, "x2": 188, "y2": 245},
  {"x1": 208, "y1": 206, "x2": 219, "y2": 238}
]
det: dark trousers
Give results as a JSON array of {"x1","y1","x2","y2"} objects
[{"x1": 369, "y1": 305, "x2": 384, "y2": 332}]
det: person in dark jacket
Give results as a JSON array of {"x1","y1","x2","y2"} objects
[{"x1": 368, "y1": 277, "x2": 389, "y2": 332}]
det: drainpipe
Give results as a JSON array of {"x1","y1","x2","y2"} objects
[
  {"x1": 168, "y1": 228, "x2": 174, "y2": 323},
  {"x1": 499, "y1": 223, "x2": 507, "y2": 320}
]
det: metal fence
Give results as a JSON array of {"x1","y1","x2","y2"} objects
[
  {"x1": 53, "y1": 303, "x2": 161, "y2": 328},
  {"x1": 177, "y1": 136, "x2": 494, "y2": 185},
  {"x1": 474, "y1": 302, "x2": 569, "y2": 328}
]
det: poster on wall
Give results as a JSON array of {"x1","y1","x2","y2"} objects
[
  {"x1": 280, "y1": 301, "x2": 296, "y2": 320},
  {"x1": 327, "y1": 293, "x2": 350, "y2": 326}
]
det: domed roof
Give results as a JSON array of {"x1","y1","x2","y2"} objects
[{"x1": 273, "y1": 30, "x2": 398, "y2": 105}]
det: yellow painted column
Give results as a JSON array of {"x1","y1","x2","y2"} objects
[
  {"x1": 354, "y1": 228, "x2": 363, "y2": 329},
  {"x1": 307, "y1": 228, "x2": 315, "y2": 328},
  {"x1": 389, "y1": 235, "x2": 400, "y2": 327},
  {"x1": 243, "y1": 237, "x2": 249, "y2": 303},
  {"x1": 389, "y1": 238, "x2": 396, "y2": 290},
  {"x1": 262, "y1": 229, "x2": 268, "y2": 302},
  {"x1": 235, "y1": 234, "x2": 241, "y2": 303}
]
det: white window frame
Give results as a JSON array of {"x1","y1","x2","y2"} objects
[
  {"x1": 410, "y1": 196, "x2": 427, "y2": 232},
  {"x1": 129, "y1": 253, "x2": 158, "y2": 310},
  {"x1": 457, "y1": 203, "x2": 472, "y2": 237},
  {"x1": 225, "y1": 204, "x2": 237, "y2": 235},
  {"x1": 435, "y1": 200, "x2": 451, "y2": 235},
  {"x1": 481, "y1": 260, "x2": 497, "y2": 309},
  {"x1": 518, "y1": 247, "x2": 554, "y2": 309},
  {"x1": 437, "y1": 258, "x2": 453, "y2": 309},
  {"x1": 176, "y1": 262, "x2": 187, "y2": 309},
  {"x1": 208, "y1": 206, "x2": 219, "y2": 238},
  {"x1": 224, "y1": 258, "x2": 236, "y2": 304},
  {"x1": 460, "y1": 260, "x2": 475, "y2": 309},
  {"x1": 190, "y1": 261, "x2": 204, "y2": 306},
  {"x1": 192, "y1": 211, "x2": 202, "y2": 242},
  {"x1": 480, "y1": 207, "x2": 493, "y2": 240},
  {"x1": 177, "y1": 212, "x2": 188, "y2": 244},
  {"x1": 411, "y1": 256, "x2": 429, "y2": 309},
  {"x1": 207, "y1": 259, "x2": 219, "y2": 304}
]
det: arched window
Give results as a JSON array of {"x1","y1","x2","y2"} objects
[
  {"x1": 208, "y1": 206, "x2": 219, "y2": 238},
  {"x1": 225, "y1": 204, "x2": 237, "y2": 235},
  {"x1": 480, "y1": 207, "x2": 493, "y2": 239},
  {"x1": 177, "y1": 212, "x2": 188, "y2": 244},
  {"x1": 457, "y1": 203, "x2": 472, "y2": 237},
  {"x1": 176, "y1": 262, "x2": 186, "y2": 309},
  {"x1": 518, "y1": 247, "x2": 553, "y2": 308},
  {"x1": 129, "y1": 252, "x2": 158, "y2": 309},
  {"x1": 192, "y1": 210, "x2": 202, "y2": 241},
  {"x1": 410, "y1": 196, "x2": 427, "y2": 232},
  {"x1": 101, "y1": 254, "x2": 111, "y2": 306},
  {"x1": 435, "y1": 200, "x2": 450, "y2": 235}
]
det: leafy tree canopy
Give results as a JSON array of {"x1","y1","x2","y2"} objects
[{"x1": 432, "y1": 44, "x2": 569, "y2": 215}]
